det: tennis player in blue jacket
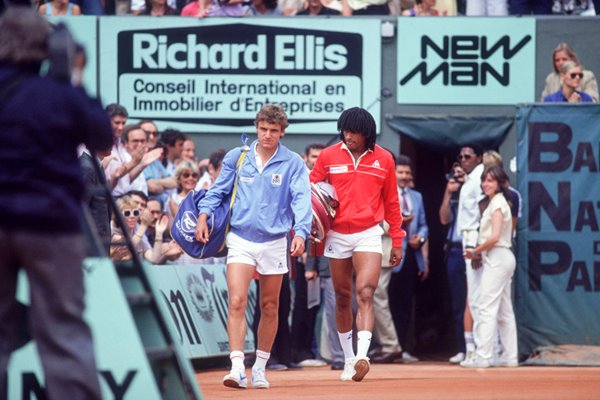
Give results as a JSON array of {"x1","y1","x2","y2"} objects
[{"x1": 196, "y1": 104, "x2": 311, "y2": 390}]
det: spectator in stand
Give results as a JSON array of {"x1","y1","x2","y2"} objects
[
  {"x1": 439, "y1": 162, "x2": 468, "y2": 364},
  {"x1": 104, "y1": 105, "x2": 153, "y2": 197},
  {"x1": 297, "y1": 0, "x2": 340, "y2": 14},
  {"x1": 338, "y1": 0, "x2": 390, "y2": 15},
  {"x1": 128, "y1": 190, "x2": 148, "y2": 213},
  {"x1": 164, "y1": 161, "x2": 205, "y2": 265},
  {"x1": 140, "y1": 119, "x2": 160, "y2": 148},
  {"x1": 181, "y1": 0, "x2": 246, "y2": 16},
  {"x1": 144, "y1": 198, "x2": 164, "y2": 243},
  {"x1": 434, "y1": 0, "x2": 457, "y2": 15},
  {"x1": 144, "y1": 197, "x2": 180, "y2": 258},
  {"x1": 465, "y1": 0, "x2": 507, "y2": 15},
  {"x1": 181, "y1": 0, "x2": 212, "y2": 15},
  {"x1": 541, "y1": 43, "x2": 598, "y2": 102},
  {"x1": 121, "y1": 124, "x2": 163, "y2": 196},
  {"x1": 180, "y1": 139, "x2": 197, "y2": 163},
  {"x1": 145, "y1": 129, "x2": 186, "y2": 210},
  {"x1": 106, "y1": 103, "x2": 127, "y2": 153},
  {"x1": 402, "y1": 0, "x2": 445, "y2": 15},
  {"x1": 196, "y1": 149, "x2": 226, "y2": 190},
  {"x1": 166, "y1": 161, "x2": 200, "y2": 229},
  {"x1": 38, "y1": 0, "x2": 82, "y2": 15},
  {"x1": 110, "y1": 195, "x2": 168, "y2": 264},
  {"x1": 508, "y1": 0, "x2": 552, "y2": 14},
  {"x1": 279, "y1": 0, "x2": 304, "y2": 14},
  {"x1": 543, "y1": 61, "x2": 595, "y2": 103},
  {"x1": 142, "y1": 0, "x2": 176, "y2": 15},
  {"x1": 245, "y1": 0, "x2": 282, "y2": 15}
]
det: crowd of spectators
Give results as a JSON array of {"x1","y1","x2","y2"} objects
[{"x1": 34, "y1": 0, "x2": 600, "y2": 16}]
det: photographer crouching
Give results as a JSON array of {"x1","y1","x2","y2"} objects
[{"x1": 0, "y1": 6, "x2": 111, "y2": 400}]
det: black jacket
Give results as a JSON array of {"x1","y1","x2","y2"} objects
[{"x1": 0, "y1": 64, "x2": 112, "y2": 233}]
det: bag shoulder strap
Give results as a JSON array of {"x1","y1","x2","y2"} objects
[
  {"x1": 219, "y1": 148, "x2": 249, "y2": 251},
  {"x1": 228, "y1": 147, "x2": 249, "y2": 210}
]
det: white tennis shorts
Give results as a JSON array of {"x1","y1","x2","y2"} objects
[
  {"x1": 324, "y1": 224, "x2": 384, "y2": 259},
  {"x1": 226, "y1": 231, "x2": 289, "y2": 275}
]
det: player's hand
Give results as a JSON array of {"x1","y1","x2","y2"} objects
[
  {"x1": 195, "y1": 214, "x2": 210, "y2": 243},
  {"x1": 290, "y1": 236, "x2": 305, "y2": 257},
  {"x1": 389, "y1": 247, "x2": 403, "y2": 266}
]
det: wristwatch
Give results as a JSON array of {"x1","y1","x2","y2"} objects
[{"x1": 419, "y1": 237, "x2": 425, "y2": 245}]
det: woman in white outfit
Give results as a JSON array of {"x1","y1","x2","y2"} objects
[{"x1": 462, "y1": 165, "x2": 518, "y2": 368}]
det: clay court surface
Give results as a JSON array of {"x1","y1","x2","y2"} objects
[{"x1": 196, "y1": 362, "x2": 600, "y2": 400}]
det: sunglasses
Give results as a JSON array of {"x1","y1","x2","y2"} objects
[
  {"x1": 122, "y1": 209, "x2": 140, "y2": 217},
  {"x1": 143, "y1": 129, "x2": 158, "y2": 137},
  {"x1": 457, "y1": 154, "x2": 473, "y2": 160},
  {"x1": 182, "y1": 172, "x2": 199, "y2": 179},
  {"x1": 569, "y1": 72, "x2": 584, "y2": 79}
]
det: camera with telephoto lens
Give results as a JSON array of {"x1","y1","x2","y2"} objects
[
  {"x1": 47, "y1": 22, "x2": 79, "y2": 83},
  {"x1": 445, "y1": 172, "x2": 459, "y2": 181}
]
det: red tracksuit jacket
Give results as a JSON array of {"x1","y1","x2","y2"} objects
[{"x1": 310, "y1": 142, "x2": 405, "y2": 248}]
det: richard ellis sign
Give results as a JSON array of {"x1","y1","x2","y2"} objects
[
  {"x1": 99, "y1": 18, "x2": 381, "y2": 133},
  {"x1": 396, "y1": 18, "x2": 535, "y2": 105}
]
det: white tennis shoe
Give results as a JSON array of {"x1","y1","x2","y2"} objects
[
  {"x1": 340, "y1": 358, "x2": 355, "y2": 381},
  {"x1": 223, "y1": 368, "x2": 247, "y2": 389},
  {"x1": 252, "y1": 368, "x2": 270, "y2": 389}
]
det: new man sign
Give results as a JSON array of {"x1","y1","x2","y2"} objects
[
  {"x1": 100, "y1": 18, "x2": 381, "y2": 134},
  {"x1": 397, "y1": 18, "x2": 535, "y2": 105}
]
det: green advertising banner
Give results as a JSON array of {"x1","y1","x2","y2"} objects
[
  {"x1": 148, "y1": 263, "x2": 256, "y2": 358},
  {"x1": 99, "y1": 17, "x2": 381, "y2": 134},
  {"x1": 8, "y1": 259, "x2": 161, "y2": 399},
  {"x1": 397, "y1": 17, "x2": 536, "y2": 105},
  {"x1": 515, "y1": 104, "x2": 600, "y2": 357}
]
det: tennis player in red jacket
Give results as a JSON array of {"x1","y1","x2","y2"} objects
[{"x1": 310, "y1": 107, "x2": 405, "y2": 383}]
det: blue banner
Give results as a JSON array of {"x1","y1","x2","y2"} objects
[{"x1": 515, "y1": 104, "x2": 600, "y2": 357}]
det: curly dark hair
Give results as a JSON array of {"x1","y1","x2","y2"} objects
[{"x1": 337, "y1": 107, "x2": 377, "y2": 151}]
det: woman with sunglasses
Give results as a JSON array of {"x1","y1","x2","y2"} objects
[
  {"x1": 540, "y1": 43, "x2": 598, "y2": 102},
  {"x1": 543, "y1": 61, "x2": 594, "y2": 103},
  {"x1": 110, "y1": 195, "x2": 168, "y2": 263},
  {"x1": 167, "y1": 161, "x2": 201, "y2": 225}
]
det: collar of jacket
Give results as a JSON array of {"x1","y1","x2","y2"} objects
[{"x1": 246, "y1": 139, "x2": 293, "y2": 169}]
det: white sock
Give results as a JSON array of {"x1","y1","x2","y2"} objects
[
  {"x1": 230, "y1": 350, "x2": 245, "y2": 371},
  {"x1": 338, "y1": 330, "x2": 355, "y2": 360},
  {"x1": 465, "y1": 332, "x2": 475, "y2": 353},
  {"x1": 253, "y1": 349, "x2": 270, "y2": 371},
  {"x1": 356, "y1": 330, "x2": 372, "y2": 359}
]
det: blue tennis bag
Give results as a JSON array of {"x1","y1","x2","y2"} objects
[{"x1": 171, "y1": 189, "x2": 230, "y2": 259}]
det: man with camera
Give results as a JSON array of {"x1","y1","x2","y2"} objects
[
  {"x1": 0, "y1": 7, "x2": 111, "y2": 399},
  {"x1": 439, "y1": 161, "x2": 468, "y2": 364}
]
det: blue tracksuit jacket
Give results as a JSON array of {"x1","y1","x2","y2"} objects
[{"x1": 198, "y1": 140, "x2": 312, "y2": 243}]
